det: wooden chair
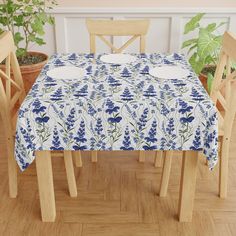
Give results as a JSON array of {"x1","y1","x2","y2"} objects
[
  {"x1": 0, "y1": 32, "x2": 77, "y2": 205},
  {"x1": 86, "y1": 19, "x2": 150, "y2": 163},
  {"x1": 159, "y1": 31, "x2": 236, "y2": 199},
  {"x1": 86, "y1": 19, "x2": 149, "y2": 54}
]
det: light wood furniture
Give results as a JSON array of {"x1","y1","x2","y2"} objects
[
  {"x1": 178, "y1": 151, "x2": 198, "y2": 221},
  {"x1": 0, "y1": 31, "x2": 78, "y2": 221},
  {"x1": 159, "y1": 31, "x2": 236, "y2": 201},
  {"x1": 86, "y1": 19, "x2": 150, "y2": 163},
  {"x1": 0, "y1": 31, "x2": 26, "y2": 198},
  {"x1": 211, "y1": 31, "x2": 236, "y2": 198},
  {"x1": 86, "y1": 19, "x2": 149, "y2": 54}
]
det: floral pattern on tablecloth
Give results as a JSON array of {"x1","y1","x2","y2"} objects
[{"x1": 15, "y1": 53, "x2": 218, "y2": 171}]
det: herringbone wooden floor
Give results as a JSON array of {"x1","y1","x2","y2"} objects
[{"x1": 0, "y1": 119, "x2": 236, "y2": 236}]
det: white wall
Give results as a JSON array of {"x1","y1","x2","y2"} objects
[
  {"x1": 56, "y1": 0, "x2": 236, "y2": 8},
  {"x1": 31, "y1": 7, "x2": 236, "y2": 56}
]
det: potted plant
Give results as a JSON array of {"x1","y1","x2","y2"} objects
[
  {"x1": 182, "y1": 13, "x2": 225, "y2": 92},
  {"x1": 0, "y1": 0, "x2": 56, "y2": 93}
]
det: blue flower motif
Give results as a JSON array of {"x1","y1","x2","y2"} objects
[
  {"x1": 160, "y1": 103, "x2": 170, "y2": 116},
  {"x1": 73, "y1": 120, "x2": 87, "y2": 150},
  {"x1": 137, "y1": 108, "x2": 149, "y2": 130},
  {"x1": 190, "y1": 126, "x2": 202, "y2": 150},
  {"x1": 51, "y1": 127, "x2": 63, "y2": 150},
  {"x1": 191, "y1": 87, "x2": 204, "y2": 101},
  {"x1": 32, "y1": 99, "x2": 46, "y2": 114},
  {"x1": 54, "y1": 58, "x2": 64, "y2": 66},
  {"x1": 107, "y1": 76, "x2": 122, "y2": 87},
  {"x1": 105, "y1": 99, "x2": 120, "y2": 114},
  {"x1": 143, "y1": 85, "x2": 156, "y2": 97},
  {"x1": 68, "y1": 53, "x2": 77, "y2": 60},
  {"x1": 121, "y1": 87, "x2": 134, "y2": 101},
  {"x1": 121, "y1": 127, "x2": 134, "y2": 150},
  {"x1": 173, "y1": 53, "x2": 182, "y2": 60},
  {"x1": 166, "y1": 118, "x2": 175, "y2": 135},
  {"x1": 178, "y1": 100, "x2": 193, "y2": 114},
  {"x1": 94, "y1": 118, "x2": 103, "y2": 135},
  {"x1": 140, "y1": 65, "x2": 149, "y2": 75},
  {"x1": 144, "y1": 120, "x2": 157, "y2": 143},
  {"x1": 180, "y1": 116, "x2": 194, "y2": 124},
  {"x1": 143, "y1": 120, "x2": 158, "y2": 150},
  {"x1": 108, "y1": 116, "x2": 122, "y2": 123},
  {"x1": 121, "y1": 67, "x2": 131, "y2": 77},
  {"x1": 74, "y1": 85, "x2": 88, "y2": 97},
  {"x1": 65, "y1": 108, "x2": 76, "y2": 131},
  {"x1": 88, "y1": 103, "x2": 97, "y2": 116},
  {"x1": 51, "y1": 88, "x2": 63, "y2": 101},
  {"x1": 86, "y1": 65, "x2": 92, "y2": 75}
]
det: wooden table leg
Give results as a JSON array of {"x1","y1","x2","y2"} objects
[
  {"x1": 139, "y1": 151, "x2": 145, "y2": 162},
  {"x1": 91, "y1": 151, "x2": 98, "y2": 162},
  {"x1": 6, "y1": 136, "x2": 17, "y2": 198},
  {"x1": 35, "y1": 151, "x2": 56, "y2": 222},
  {"x1": 154, "y1": 150, "x2": 164, "y2": 167},
  {"x1": 159, "y1": 151, "x2": 173, "y2": 197},
  {"x1": 73, "y1": 151, "x2": 82, "y2": 167},
  {"x1": 64, "y1": 151, "x2": 78, "y2": 197},
  {"x1": 178, "y1": 151, "x2": 198, "y2": 222}
]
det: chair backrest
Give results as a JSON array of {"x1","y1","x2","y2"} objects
[
  {"x1": 0, "y1": 31, "x2": 26, "y2": 136},
  {"x1": 210, "y1": 31, "x2": 236, "y2": 136},
  {"x1": 86, "y1": 19, "x2": 150, "y2": 54}
]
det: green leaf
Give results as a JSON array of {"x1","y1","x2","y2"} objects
[
  {"x1": 34, "y1": 37, "x2": 45, "y2": 45},
  {"x1": 31, "y1": 18, "x2": 44, "y2": 35},
  {"x1": 16, "y1": 48, "x2": 27, "y2": 58},
  {"x1": 13, "y1": 15, "x2": 24, "y2": 26},
  {"x1": 205, "y1": 23, "x2": 216, "y2": 32},
  {"x1": 187, "y1": 44, "x2": 198, "y2": 55},
  {"x1": 48, "y1": 16, "x2": 54, "y2": 25},
  {"x1": 189, "y1": 52, "x2": 205, "y2": 75},
  {"x1": 207, "y1": 73, "x2": 214, "y2": 92},
  {"x1": 0, "y1": 16, "x2": 8, "y2": 26},
  {"x1": 197, "y1": 28, "x2": 222, "y2": 59},
  {"x1": 184, "y1": 13, "x2": 205, "y2": 34},
  {"x1": 25, "y1": 6, "x2": 33, "y2": 13},
  {"x1": 14, "y1": 32, "x2": 24, "y2": 45},
  {"x1": 181, "y1": 38, "x2": 198, "y2": 49}
]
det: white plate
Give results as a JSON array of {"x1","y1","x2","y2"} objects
[
  {"x1": 47, "y1": 66, "x2": 86, "y2": 80},
  {"x1": 149, "y1": 65, "x2": 190, "y2": 80},
  {"x1": 100, "y1": 54, "x2": 137, "y2": 64}
]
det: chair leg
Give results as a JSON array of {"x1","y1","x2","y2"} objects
[
  {"x1": 6, "y1": 136, "x2": 17, "y2": 198},
  {"x1": 178, "y1": 151, "x2": 198, "y2": 222},
  {"x1": 35, "y1": 151, "x2": 56, "y2": 222},
  {"x1": 91, "y1": 151, "x2": 98, "y2": 162},
  {"x1": 219, "y1": 135, "x2": 230, "y2": 198},
  {"x1": 154, "y1": 150, "x2": 164, "y2": 167},
  {"x1": 64, "y1": 151, "x2": 78, "y2": 197},
  {"x1": 159, "y1": 151, "x2": 173, "y2": 197},
  {"x1": 73, "y1": 151, "x2": 82, "y2": 167},
  {"x1": 139, "y1": 151, "x2": 145, "y2": 162}
]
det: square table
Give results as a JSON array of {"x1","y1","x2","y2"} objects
[{"x1": 15, "y1": 53, "x2": 218, "y2": 222}]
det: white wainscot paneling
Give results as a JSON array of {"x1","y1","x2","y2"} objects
[{"x1": 36, "y1": 8, "x2": 236, "y2": 56}]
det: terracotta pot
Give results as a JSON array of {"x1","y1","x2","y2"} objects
[
  {"x1": 1, "y1": 51, "x2": 48, "y2": 94},
  {"x1": 199, "y1": 72, "x2": 209, "y2": 94},
  {"x1": 19, "y1": 52, "x2": 48, "y2": 94},
  {"x1": 200, "y1": 67, "x2": 225, "y2": 111}
]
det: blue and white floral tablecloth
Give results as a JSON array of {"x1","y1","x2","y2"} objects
[{"x1": 15, "y1": 53, "x2": 218, "y2": 171}]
